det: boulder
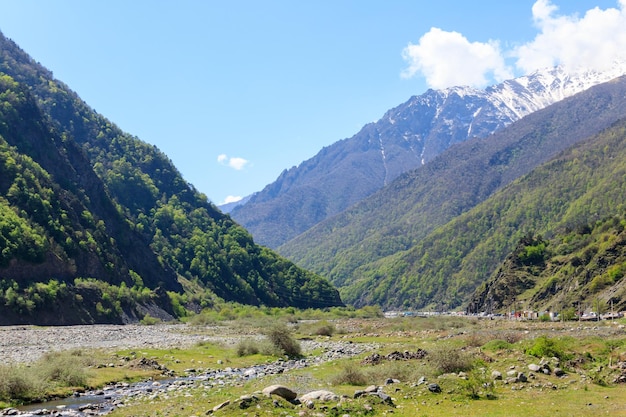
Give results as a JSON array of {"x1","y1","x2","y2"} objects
[
  {"x1": 300, "y1": 390, "x2": 339, "y2": 402},
  {"x1": 427, "y1": 383, "x2": 442, "y2": 393},
  {"x1": 262, "y1": 385, "x2": 297, "y2": 401},
  {"x1": 491, "y1": 370, "x2": 502, "y2": 380},
  {"x1": 528, "y1": 364, "x2": 541, "y2": 372}
]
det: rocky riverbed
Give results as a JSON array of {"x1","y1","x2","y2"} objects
[
  {"x1": 0, "y1": 324, "x2": 205, "y2": 363},
  {"x1": 0, "y1": 324, "x2": 379, "y2": 416}
]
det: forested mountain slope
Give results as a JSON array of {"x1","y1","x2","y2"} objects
[
  {"x1": 232, "y1": 65, "x2": 626, "y2": 248},
  {"x1": 342, "y1": 113, "x2": 626, "y2": 309},
  {"x1": 469, "y1": 218, "x2": 626, "y2": 316},
  {"x1": 0, "y1": 32, "x2": 341, "y2": 324},
  {"x1": 281, "y1": 76, "x2": 626, "y2": 291}
]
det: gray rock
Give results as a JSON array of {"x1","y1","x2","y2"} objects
[
  {"x1": 300, "y1": 390, "x2": 339, "y2": 402},
  {"x1": 554, "y1": 367, "x2": 565, "y2": 377},
  {"x1": 491, "y1": 370, "x2": 502, "y2": 380},
  {"x1": 376, "y1": 392, "x2": 394, "y2": 405},
  {"x1": 417, "y1": 376, "x2": 427, "y2": 385},
  {"x1": 517, "y1": 372, "x2": 528, "y2": 383},
  {"x1": 364, "y1": 385, "x2": 379, "y2": 393},
  {"x1": 262, "y1": 384, "x2": 297, "y2": 401},
  {"x1": 528, "y1": 364, "x2": 541, "y2": 372},
  {"x1": 427, "y1": 383, "x2": 441, "y2": 393},
  {"x1": 211, "y1": 400, "x2": 230, "y2": 412}
]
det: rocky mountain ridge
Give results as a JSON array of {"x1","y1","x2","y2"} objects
[{"x1": 231, "y1": 63, "x2": 626, "y2": 248}]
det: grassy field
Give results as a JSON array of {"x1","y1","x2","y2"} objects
[{"x1": 3, "y1": 315, "x2": 626, "y2": 416}]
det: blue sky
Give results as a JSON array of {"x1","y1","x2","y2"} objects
[{"x1": 0, "y1": 1, "x2": 623, "y2": 205}]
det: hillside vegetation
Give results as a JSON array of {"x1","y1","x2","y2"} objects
[
  {"x1": 280, "y1": 77, "x2": 626, "y2": 305},
  {"x1": 0, "y1": 32, "x2": 341, "y2": 324},
  {"x1": 342, "y1": 115, "x2": 626, "y2": 310}
]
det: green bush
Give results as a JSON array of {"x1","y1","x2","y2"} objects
[
  {"x1": 236, "y1": 339, "x2": 261, "y2": 357},
  {"x1": 332, "y1": 362, "x2": 368, "y2": 386},
  {"x1": 39, "y1": 350, "x2": 92, "y2": 387},
  {"x1": 525, "y1": 336, "x2": 571, "y2": 360},
  {"x1": 140, "y1": 313, "x2": 161, "y2": 325},
  {"x1": 0, "y1": 364, "x2": 46, "y2": 402},
  {"x1": 459, "y1": 366, "x2": 496, "y2": 400},
  {"x1": 482, "y1": 339, "x2": 512, "y2": 351},
  {"x1": 428, "y1": 345, "x2": 473, "y2": 375},
  {"x1": 263, "y1": 323, "x2": 302, "y2": 358}
]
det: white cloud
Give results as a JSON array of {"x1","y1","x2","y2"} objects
[
  {"x1": 221, "y1": 195, "x2": 243, "y2": 204},
  {"x1": 514, "y1": 0, "x2": 626, "y2": 73},
  {"x1": 402, "y1": 28, "x2": 512, "y2": 89},
  {"x1": 402, "y1": 1, "x2": 626, "y2": 89},
  {"x1": 217, "y1": 154, "x2": 249, "y2": 170}
]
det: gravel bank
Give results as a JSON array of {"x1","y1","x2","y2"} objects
[{"x1": 0, "y1": 324, "x2": 222, "y2": 363}]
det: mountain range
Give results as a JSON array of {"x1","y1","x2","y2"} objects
[
  {"x1": 230, "y1": 63, "x2": 626, "y2": 248},
  {"x1": 281, "y1": 75, "x2": 626, "y2": 310}
]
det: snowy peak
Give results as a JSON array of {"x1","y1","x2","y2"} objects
[
  {"x1": 487, "y1": 62, "x2": 626, "y2": 121},
  {"x1": 231, "y1": 62, "x2": 626, "y2": 248},
  {"x1": 384, "y1": 62, "x2": 626, "y2": 164}
]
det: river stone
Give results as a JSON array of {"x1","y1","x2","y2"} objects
[
  {"x1": 300, "y1": 390, "x2": 339, "y2": 402},
  {"x1": 427, "y1": 383, "x2": 441, "y2": 393},
  {"x1": 212, "y1": 400, "x2": 230, "y2": 412},
  {"x1": 262, "y1": 385, "x2": 298, "y2": 401}
]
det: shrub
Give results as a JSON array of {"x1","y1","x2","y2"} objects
[
  {"x1": 332, "y1": 363, "x2": 368, "y2": 386},
  {"x1": 459, "y1": 366, "x2": 496, "y2": 400},
  {"x1": 313, "y1": 320, "x2": 336, "y2": 336},
  {"x1": 39, "y1": 350, "x2": 91, "y2": 387},
  {"x1": 140, "y1": 313, "x2": 161, "y2": 325},
  {"x1": 0, "y1": 364, "x2": 47, "y2": 402},
  {"x1": 428, "y1": 345, "x2": 473, "y2": 375},
  {"x1": 525, "y1": 336, "x2": 571, "y2": 360},
  {"x1": 263, "y1": 323, "x2": 302, "y2": 358},
  {"x1": 236, "y1": 339, "x2": 260, "y2": 357},
  {"x1": 482, "y1": 339, "x2": 512, "y2": 351}
]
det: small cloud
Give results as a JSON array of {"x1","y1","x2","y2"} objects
[
  {"x1": 217, "y1": 154, "x2": 249, "y2": 170},
  {"x1": 221, "y1": 195, "x2": 243, "y2": 205}
]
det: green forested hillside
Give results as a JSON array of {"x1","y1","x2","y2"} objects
[
  {"x1": 342, "y1": 116, "x2": 626, "y2": 309},
  {"x1": 469, "y1": 215, "x2": 626, "y2": 316},
  {"x1": 0, "y1": 32, "x2": 341, "y2": 324},
  {"x1": 280, "y1": 76, "x2": 626, "y2": 294}
]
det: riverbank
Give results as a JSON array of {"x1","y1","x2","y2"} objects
[{"x1": 0, "y1": 324, "x2": 209, "y2": 363}]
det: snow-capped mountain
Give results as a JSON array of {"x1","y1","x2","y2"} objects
[{"x1": 230, "y1": 63, "x2": 626, "y2": 248}]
